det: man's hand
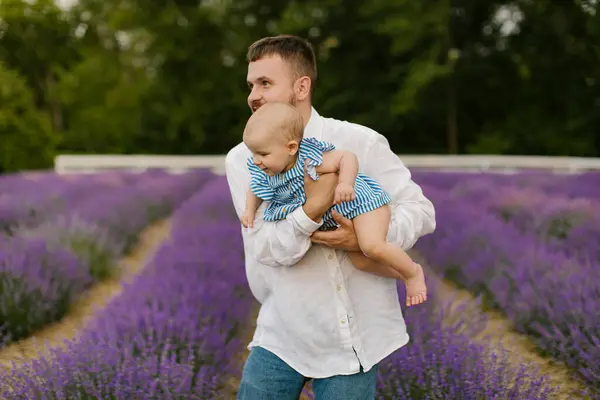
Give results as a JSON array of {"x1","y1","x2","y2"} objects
[
  {"x1": 310, "y1": 210, "x2": 360, "y2": 252},
  {"x1": 303, "y1": 159, "x2": 338, "y2": 222}
]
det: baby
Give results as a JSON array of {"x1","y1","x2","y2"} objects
[{"x1": 240, "y1": 102, "x2": 427, "y2": 307}]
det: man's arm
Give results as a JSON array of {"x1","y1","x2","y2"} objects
[
  {"x1": 225, "y1": 149, "x2": 331, "y2": 268},
  {"x1": 363, "y1": 133, "x2": 436, "y2": 250}
]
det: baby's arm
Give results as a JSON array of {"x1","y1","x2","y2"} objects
[
  {"x1": 317, "y1": 150, "x2": 359, "y2": 204},
  {"x1": 242, "y1": 189, "x2": 263, "y2": 228},
  {"x1": 317, "y1": 149, "x2": 358, "y2": 186}
]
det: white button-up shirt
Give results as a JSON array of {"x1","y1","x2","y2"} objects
[{"x1": 225, "y1": 107, "x2": 436, "y2": 378}]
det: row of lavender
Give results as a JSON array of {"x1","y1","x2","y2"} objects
[
  {"x1": 374, "y1": 281, "x2": 554, "y2": 399},
  {"x1": 1, "y1": 171, "x2": 143, "y2": 234},
  {"x1": 1, "y1": 176, "x2": 556, "y2": 399},
  {"x1": 0, "y1": 170, "x2": 212, "y2": 347},
  {"x1": 412, "y1": 170, "x2": 600, "y2": 201},
  {"x1": 412, "y1": 170, "x2": 600, "y2": 397},
  {"x1": 0, "y1": 176, "x2": 254, "y2": 398}
]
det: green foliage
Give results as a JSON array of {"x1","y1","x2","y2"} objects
[
  {"x1": 362, "y1": 0, "x2": 454, "y2": 115},
  {"x1": 0, "y1": 0, "x2": 599, "y2": 169},
  {"x1": 55, "y1": 49, "x2": 150, "y2": 153},
  {"x1": 466, "y1": 131, "x2": 512, "y2": 155},
  {"x1": 0, "y1": 273, "x2": 45, "y2": 341},
  {"x1": 0, "y1": 62, "x2": 57, "y2": 172},
  {"x1": 63, "y1": 234, "x2": 117, "y2": 281}
]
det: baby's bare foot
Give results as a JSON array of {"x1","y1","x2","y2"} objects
[{"x1": 405, "y1": 263, "x2": 427, "y2": 307}]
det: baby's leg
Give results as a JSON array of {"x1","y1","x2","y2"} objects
[
  {"x1": 348, "y1": 251, "x2": 406, "y2": 280},
  {"x1": 353, "y1": 206, "x2": 427, "y2": 306}
]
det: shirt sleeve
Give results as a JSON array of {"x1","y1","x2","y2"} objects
[
  {"x1": 362, "y1": 133, "x2": 436, "y2": 250},
  {"x1": 247, "y1": 157, "x2": 275, "y2": 201},
  {"x1": 225, "y1": 149, "x2": 324, "y2": 268}
]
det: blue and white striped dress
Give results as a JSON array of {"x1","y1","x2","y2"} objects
[{"x1": 247, "y1": 137, "x2": 391, "y2": 230}]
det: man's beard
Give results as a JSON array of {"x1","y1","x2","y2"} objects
[{"x1": 287, "y1": 92, "x2": 297, "y2": 107}]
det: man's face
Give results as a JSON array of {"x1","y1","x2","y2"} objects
[{"x1": 247, "y1": 54, "x2": 297, "y2": 113}]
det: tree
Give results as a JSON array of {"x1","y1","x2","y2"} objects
[
  {"x1": 0, "y1": 0, "x2": 81, "y2": 134},
  {"x1": 361, "y1": 0, "x2": 460, "y2": 153},
  {"x1": 0, "y1": 63, "x2": 57, "y2": 172}
]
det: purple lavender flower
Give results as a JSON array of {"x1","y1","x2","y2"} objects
[
  {"x1": 0, "y1": 172, "x2": 142, "y2": 234},
  {"x1": 0, "y1": 169, "x2": 214, "y2": 353},
  {"x1": 15, "y1": 215, "x2": 125, "y2": 281},
  {"x1": 0, "y1": 236, "x2": 92, "y2": 345},
  {"x1": 66, "y1": 169, "x2": 213, "y2": 250},
  {"x1": 0, "y1": 176, "x2": 253, "y2": 399},
  {"x1": 0, "y1": 175, "x2": 559, "y2": 399},
  {"x1": 377, "y1": 282, "x2": 555, "y2": 399},
  {"x1": 415, "y1": 176, "x2": 600, "y2": 396}
]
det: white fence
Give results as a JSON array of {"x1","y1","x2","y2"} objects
[{"x1": 54, "y1": 154, "x2": 600, "y2": 176}]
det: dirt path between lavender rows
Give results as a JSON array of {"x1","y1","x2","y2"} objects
[
  {"x1": 411, "y1": 253, "x2": 589, "y2": 400},
  {"x1": 0, "y1": 218, "x2": 172, "y2": 370}
]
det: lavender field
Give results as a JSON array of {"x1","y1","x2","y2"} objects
[
  {"x1": 0, "y1": 169, "x2": 597, "y2": 399},
  {"x1": 412, "y1": 170, "x2": 600, "y2": 399}
]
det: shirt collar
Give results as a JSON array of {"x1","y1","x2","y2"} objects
[{"x1": 303, "y1": 107, "x2": 323, "y2": 141}]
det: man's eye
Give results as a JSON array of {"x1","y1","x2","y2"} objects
[{"x1": 262, "y1": 81, "x2": 270, "y2": 86}]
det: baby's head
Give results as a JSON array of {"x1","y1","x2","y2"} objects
[{"x1": 243, "y1": 102, "x2": 304, "y2": 176}]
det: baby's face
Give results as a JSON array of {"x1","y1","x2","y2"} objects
[{"x1": 245, "y1": 130, "x2": 296, "y2": 176}]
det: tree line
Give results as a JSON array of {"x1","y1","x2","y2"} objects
[{"x1": 0, "y1": 0, "x2": 598, "y2": 172}]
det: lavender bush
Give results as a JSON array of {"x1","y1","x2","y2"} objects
[
  {"x1": 13, "y1": 169, "x2": 213, "y2": 281},
  {"x1": 0, "y1": 176, "x2": 254, "y2": 399},
  {"x1": 412, "y1": 169, "x2": 600, "y2": 201},
  {"x1": 0, "y1": 170, "x2": 212, "y2": 351},
  {"x1": 0, "y1": 175, "x2": 560, "y2": 399},
  {"x1": 376, "y1": 282, "x2": 554, "y2": 399},
  {"x1": 17, "y1": 216, "x2": 126, "y2": 281},
  {"x1": 446, "y1": 183, "x2": 600, "y2": 263},
  {"x1": 415, "y1": 180, "x2": 600, "y2": 396},
  {"x1": 65, "y1": 169, "x2": 213, "y2": 252},
  {"x1": 0, "y1": 172, "x2": 143, "y2": 234},
  {"x1": 0, "y1": 236, "x2": 92, "y2": 345}
]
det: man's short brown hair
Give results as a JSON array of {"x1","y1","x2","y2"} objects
[{"x1": 247, "y1": 35, "x2": 317, "y2": 94}]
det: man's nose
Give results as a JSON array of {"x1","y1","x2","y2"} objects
[{"x1": 248, "y1": 87, "x2": 261, "y2": 103}]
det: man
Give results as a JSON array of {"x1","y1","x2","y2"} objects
[{"x1": 225, "y1": 35, "x2": 436, "y2": 399}]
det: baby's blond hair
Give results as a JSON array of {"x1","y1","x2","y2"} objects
[{"x1": 244, "y1": 102, "x2": 304, "y2": 143}]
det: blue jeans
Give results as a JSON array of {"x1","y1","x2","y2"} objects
[{"x1": 237, "y1": 346, "x2": 378, "y2": 400}]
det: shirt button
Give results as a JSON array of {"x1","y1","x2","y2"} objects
[
  {"x1": 328, "y1": 254, "x2": 333, "y2": 260},
  {"x1": 336, "y1": 285, "x2": 341, "y2": 291},
  {"x1": 340, "y1": 319, "x2": 346, "y2": 324}
]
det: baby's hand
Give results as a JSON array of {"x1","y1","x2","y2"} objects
[
  {"x1": 334, "y1": 182, "x2": 356, "y2": 204},
  {"x1": 241, "y1": 212, "x2": 255, "y2": 228}
]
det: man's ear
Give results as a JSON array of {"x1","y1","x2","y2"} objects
[
  {"x1": 294, "y1": 76, "x2": 311, "y2": 101},
  {"x1": 288, "y1": 140, "x2": 299, "y2": 156}
]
